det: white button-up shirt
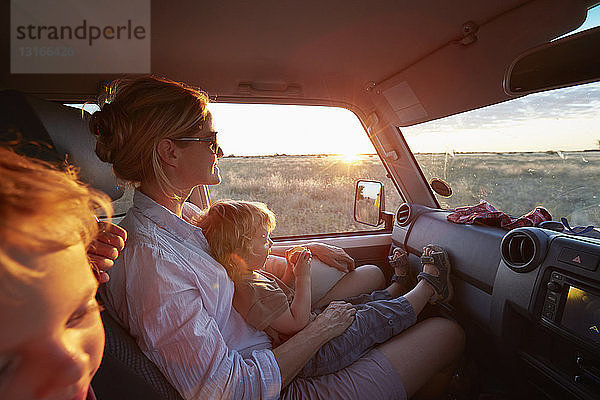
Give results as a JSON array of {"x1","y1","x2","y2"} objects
[{"x1": 100, "y1": 191, "x2": 281, "y2": 399}]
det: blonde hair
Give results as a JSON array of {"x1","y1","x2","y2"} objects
[
  {"x1": 89, "y1": 75, "x2": 210, "y2": 196},
  {"x1": 0, "y1": 147, "x2": 112, "y2": 297},
  {"x1": 197, "y1": 200, "x2": 276, "y2": 282}
]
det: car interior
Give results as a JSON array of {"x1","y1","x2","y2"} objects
[{"x1": 2, "y1": 1, "x2": 600, "y2": 399}]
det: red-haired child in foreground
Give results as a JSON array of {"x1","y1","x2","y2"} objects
[{"x1": 0, "y1": 147, "x2": 125, "y2": 400}]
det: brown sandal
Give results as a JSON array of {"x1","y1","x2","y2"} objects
[{"x1": 417, "y1": 245, "x2": 454, "y2": 304}]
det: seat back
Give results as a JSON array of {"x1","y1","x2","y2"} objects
[
  {"x1": 0, "y1": 90, "x2": 123, "y2": 200},
  {"x1": 92, "y1": 311, "x2": 184, "y2": 400}
]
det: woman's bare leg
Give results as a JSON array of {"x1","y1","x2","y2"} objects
[
  {"x1": 377, "y1": 317, "x2": 465, "y2": 398},
  {"x1": 313, "y1": 264, "x2": 385, "y2": 308}
]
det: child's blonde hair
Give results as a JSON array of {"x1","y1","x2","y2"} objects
[
  {"x1": 197, "y1": 200, "x2": 276, "y2": 282},
  {"x1": 0, "y1": 147, "x2": 112, "y2": 298}
]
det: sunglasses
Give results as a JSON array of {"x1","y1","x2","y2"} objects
[{"x1": 174, "y1": 132, "x2": 220, "y2": 154}]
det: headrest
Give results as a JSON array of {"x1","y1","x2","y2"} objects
[{"x1": 0, "y1": 90, "x2": 123, "y2": 201}]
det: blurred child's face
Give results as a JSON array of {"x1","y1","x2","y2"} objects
[
  {"x1": 243, "y1": 227, "x2": 274, "y2": 270},
  {"x1": 0, "y1": 243, "x2": 104, "y2": 400}
]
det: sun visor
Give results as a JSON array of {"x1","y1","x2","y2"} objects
[{"x1": 368, "y1": 80, "x2": 428, "y2": 127}]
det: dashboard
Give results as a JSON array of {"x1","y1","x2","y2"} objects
[{"x1": 391, "y1": 203, "x2": 600, "y2": 399}]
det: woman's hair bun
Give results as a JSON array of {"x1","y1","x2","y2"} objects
[{"x1": 90, "y1": 102, "x2": 126, "y2": 164}]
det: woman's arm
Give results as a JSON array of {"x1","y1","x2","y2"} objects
[
  {"x1": 270, "y1": 242, "x2": 355, "y2": 273},
  {"x1": 272, "y1": 301, "x2": 357, "y2": 388},
  {"x1": 268, "y1": 250, "x2": 312, "y2": 335}
]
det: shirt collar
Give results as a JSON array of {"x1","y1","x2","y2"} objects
[{"x1": 132, "y1": 190, "x2": 205, "y2": 243}]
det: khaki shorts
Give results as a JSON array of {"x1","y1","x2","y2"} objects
[{"x1": 281, "y1": 348, "x2": 406, "y2": 400}]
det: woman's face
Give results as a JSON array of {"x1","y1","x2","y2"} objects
[
  {"x1": 176, "y1": 112, "x2": 223, "y2": 188},
  {"x1": 0, "y1": 243, "x2": 104, "y2": 400}
]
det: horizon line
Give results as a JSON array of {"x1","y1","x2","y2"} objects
[{"x1": 221, "y1": 149, "x2": 600, "y2": 157}]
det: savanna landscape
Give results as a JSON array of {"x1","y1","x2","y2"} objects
[
  {"x1": 112, "y1": 151, "x2": 600, "y2": 237},
  {"x1": 208, "y1": 150, "x2": 600, "y2": 236}
]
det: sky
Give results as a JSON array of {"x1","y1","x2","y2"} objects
[
  {"x1": 208, "y1": 103, "x2": 373, "y2": 157},
  {"x1": 402, "y1": 82, "x2": 600, "y2": 153}
]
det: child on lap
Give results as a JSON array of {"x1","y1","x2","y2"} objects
[{"x1": 198, "y1": 200, "x2": 453, "y2": 377}]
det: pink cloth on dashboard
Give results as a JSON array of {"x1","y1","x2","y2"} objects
[{"x1": 447, "y1": 200, "x2": 551, "y2": 230}]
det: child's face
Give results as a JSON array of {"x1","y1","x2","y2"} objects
[
  {"x1": 0, "y1": 243, "x2": 104, "y2": 400},
  {"x1": 243, "y1": 227, "x2": 273, "y2": 270}
]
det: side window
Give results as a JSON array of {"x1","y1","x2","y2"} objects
[{"x1": 208, "y1": 104, "x2": 401, "y2": 237}]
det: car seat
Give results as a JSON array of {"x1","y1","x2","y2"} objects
[{"x1": 0, "y1": 89, "x2": 183, "y2": 400}]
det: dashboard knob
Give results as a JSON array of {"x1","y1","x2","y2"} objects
[{"x1": 547, "y1": 281, "x2": 561, "y2": 292}]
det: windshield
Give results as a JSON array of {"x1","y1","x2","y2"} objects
[{"x1": 401, "y1": 81, "x2": 600, "y2": 228}]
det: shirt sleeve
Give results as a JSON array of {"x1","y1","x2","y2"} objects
[{"x1": 121, "y1": 244, "x2": 281, "y2": 400}]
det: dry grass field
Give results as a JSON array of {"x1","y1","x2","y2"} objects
[
  {"x1": 209, "y1": 155, "x2": 400, "y2": 236},
  {"x1": 209, "y1": 151, "x2": 600, "y2": 237}
]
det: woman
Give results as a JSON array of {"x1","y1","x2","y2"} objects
[{"x1": 92, "y1": 75, "x2": 464, "y2": 399}]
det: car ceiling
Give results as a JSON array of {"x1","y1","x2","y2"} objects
[{"x1": 0, "y1": 0, "x2": 596, "y2": 126}]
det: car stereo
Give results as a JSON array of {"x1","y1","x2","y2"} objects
[{"x1": 541, "y1": 271, "x2": 600, "y2": 347}]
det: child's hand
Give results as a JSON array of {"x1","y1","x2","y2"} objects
[{"x1": 292, "y1": 249, "x2": 312, "y2": 279}]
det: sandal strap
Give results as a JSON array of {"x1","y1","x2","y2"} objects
[
  {"x1": 417, "y1": 272, "x2": 448, "y2": 303},
  {"x1": 420, "y1": 255, "x2": 435, "y2": 264},
  {"x1": 388, "y1": 251, "x2": 409, "y2": 269},
  {"x1": 391, "y1": 274, "x2": 408, "y2": 285},
  {"x1": 418, "y1": 245, "x2": 453, "y2": 304}
]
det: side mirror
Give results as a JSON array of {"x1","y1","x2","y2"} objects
[{"x1": 354, "y1": 180, "x2": 384, "y2": 227}]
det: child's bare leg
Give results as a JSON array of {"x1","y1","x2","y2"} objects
[
  {"x1": 312, "y1": 264, "x2": 385, "y2": 309},
  {"x1": 395, "y1": 245, "x2": 453, "y2": 316},
  {"x1": 402, "y1": 254, "x2": 436, "y2": 315}
]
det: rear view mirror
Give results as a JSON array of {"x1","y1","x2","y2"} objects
[
  {"x1": 504, "y1": 27, "x2": 600, "y2": 95},
  {"x1": 354, "y1": 180, "x2": 384, "y2": 227}
]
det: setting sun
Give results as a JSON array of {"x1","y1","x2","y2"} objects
[{"x1": 339, "y1": 153, "x2": 362, "y2": 164}]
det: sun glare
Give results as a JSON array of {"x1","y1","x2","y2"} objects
[{"x1": 340, "y1": 153, "x2": 362, "y2": 164}]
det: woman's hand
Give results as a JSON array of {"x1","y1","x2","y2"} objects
[
  {"x1": 312, "y1": 301, "x2": 357, "y2": 340},
  {"x1": 272, "y1": 300, "x2": 356, "y2": 387},
  {"x1": 88, "y1": 221, "x2": 127, "y2": 283},
  {"x1": 292, "y1": 249, "x2": 312, "y2": 279},
  {"x1": 306, "y1": 242, "x2": 355, "y2": 273}
]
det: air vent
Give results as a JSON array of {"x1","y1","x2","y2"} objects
[
  {"x1": 396, "y1": 203, "x2": 411, "y2": 226},
  {"x1": 501, "y1": 231, "x2": 537, "y2": 272}
]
